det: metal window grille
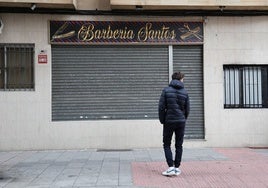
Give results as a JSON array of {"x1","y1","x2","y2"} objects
[
  {"x1": 224, "y1": 65, "x2": 268, "y2": 108},
  {"x1": 0, "y1": 44, "x2": 34, "y2": 91}
]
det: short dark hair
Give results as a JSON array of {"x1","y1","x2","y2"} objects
[{"x1": 172, "y1": 72, "x2": 184, "y2": 80}]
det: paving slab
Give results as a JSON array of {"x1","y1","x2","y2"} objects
[{"x1": 0, "y1": 148, "x2": 267, "y2": 187}]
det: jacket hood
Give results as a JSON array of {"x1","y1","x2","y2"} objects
[{"x1": 169, "y1": 79, "x2": 184, "y2": 89}]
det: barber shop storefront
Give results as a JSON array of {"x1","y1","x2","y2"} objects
[
  {"x1": 50, "y1": 21, "x2": 204, "y2": 139},
  {"x1": 0, "y1": 0, "x2": 267, "y2": 150}
]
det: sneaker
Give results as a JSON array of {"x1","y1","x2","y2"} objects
[
  {"x1": 174, "y1": 168, "x2": 181, "y2": 176},
  {"x1": 162, "y1": 167, "x2": 175, "y2": 176}
]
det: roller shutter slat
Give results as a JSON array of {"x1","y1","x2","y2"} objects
[
  {"x1": 52, "y1": 45, "x2": 168, "y2": 121},
  {"x1": 173, "y1": 45, "x2": 204, "y2": 139}
]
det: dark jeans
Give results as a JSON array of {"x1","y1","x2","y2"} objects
[{"x1": 163, "y1": 122, "x2": 185, "y2": 168}]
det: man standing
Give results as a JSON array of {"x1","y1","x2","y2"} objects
[{"x1": 158, "y1": 72, "x2": 190, "y2": 176}]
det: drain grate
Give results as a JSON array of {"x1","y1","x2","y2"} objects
[{"x1": 97, "y1": 149, "x2": 133, "y2": 152}]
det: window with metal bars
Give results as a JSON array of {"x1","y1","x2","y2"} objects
[
  {"x1": 224, "y1": 65, "x2": 268, "y2": 108},
  {"x1": 0, "y1": 44, "x2": 34, "y2": 90}
]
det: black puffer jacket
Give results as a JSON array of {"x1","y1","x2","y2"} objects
[{"x1": 158, "y1": 79, "x2": 190, "y2": 125}]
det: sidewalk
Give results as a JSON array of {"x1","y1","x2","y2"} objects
[{"x1": 0, "y1": 147, "x2": 267, "y2": 188}]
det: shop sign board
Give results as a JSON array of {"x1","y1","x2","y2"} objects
[{"x1": 49, "y1": 21, "x2": 203, "y2": 44}]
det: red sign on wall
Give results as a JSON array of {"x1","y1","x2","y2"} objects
[{"x1": 38, "y1": 54, "x2": 47, "y2": 64}]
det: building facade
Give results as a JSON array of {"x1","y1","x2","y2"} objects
[{"x1": 0, "y1": 0, "x2": 268, "y2": 150}]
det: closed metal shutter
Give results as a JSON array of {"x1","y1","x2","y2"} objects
[
  {"x1": 52, "y1": 45, "x2": 168, "y2": 121},
  {"x1": 173, "y1": 45, "x2": 204, "y2": 139}
]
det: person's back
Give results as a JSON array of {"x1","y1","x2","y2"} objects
[{"x1": 160, "y1": 79, "x2": 189, "y2": 125}]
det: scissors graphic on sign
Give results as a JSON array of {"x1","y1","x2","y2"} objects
[{"x1": 179, "y1": 23, "x2": 203, "y2": 40}]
